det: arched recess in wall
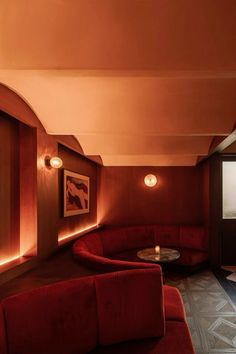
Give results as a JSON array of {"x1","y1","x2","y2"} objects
[
  {"x1": 0, "y1": 83, "x2": 100, "y2": 271},
  {"x1": 0, "y1": 82, "x2": 104, "y2": 160},
  {"x1": 0, "y1": 82, "x2": 90, "y2": 156},
  {"x1": 0, "y1": 82, "x2": 45, "y2": 131},
  {"x1": 0, "y1": 83, "x2": 39, "y2": 269}
]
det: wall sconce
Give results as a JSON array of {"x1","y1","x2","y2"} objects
[
  {"x1": 144, "y1": 174, "x2": 157, "y2": 187},
  {"x1": 45, "y1": 156, "x2": 63, "y2": 169}
]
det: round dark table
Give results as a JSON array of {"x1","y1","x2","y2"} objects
[{"x1": 137, "y1": 247, "x2": 180, "y2": 263}]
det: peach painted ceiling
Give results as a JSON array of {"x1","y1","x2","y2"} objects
[{"x1": 0, "y1": 0, "x2": 236, "y2": 166}]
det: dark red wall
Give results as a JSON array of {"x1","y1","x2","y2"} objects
[
  {"x1": 201, "y1": 160, "x2": 210, "y2": 225},
  {"x1": 58, "y1": 145, "x2": 98, "y2": 238},
  {"x1": 99, "y1": 166, "x2": 206, "y2": 226},
  {"x1": 0, "y1": 112, "x2": 20, "y2": 259}
]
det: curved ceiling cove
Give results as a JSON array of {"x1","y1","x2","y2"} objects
[{"x1": 0, "y1": 0, "x2": 236, "y2": 166}]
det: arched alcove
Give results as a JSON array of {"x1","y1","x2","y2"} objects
[
  {"x1": 0, "y1": 111, "x2": 37, "y2": 272},
  {"x1": 0, "y1": 84, "x2": 41, "y2": 273},
  {"x1": 0, "y1": 83, "x2": 45, "y2": 131},
  {"x1": 0, "y1": 83, "x2": 99, "y2": 280}
]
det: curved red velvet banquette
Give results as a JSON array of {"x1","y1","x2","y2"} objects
[
  {"x1": 0, "y1": 268, "x2": 194, "y2": 354},
  {"x1": 72, "y1": 225, "x2": 208, "y2": 272}
]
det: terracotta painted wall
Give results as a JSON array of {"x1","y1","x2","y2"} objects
[
  {"x1": 98, "y1": 166, "x2": 206, "y2": 226},
  {"x1": 58, "y1": 145, "x2": 98, "y2": 239}
]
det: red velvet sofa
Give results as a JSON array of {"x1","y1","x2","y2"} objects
[
  {"x1": 72, "y1": 225, "x2": 208, "y2": 272},
  {"x1": 0, "y1": 268, "x2": 194, "y2": 354}
]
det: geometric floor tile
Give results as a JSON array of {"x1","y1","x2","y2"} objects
[
  {"x1": 165, "y1": 270, "x2": 236, "y2": 353},
  {"x1": 191, "y1": 292, "x2": 236, "y2": 313},
  {"x1": 186, "y1": 316, "x2": 203, "y2": 351},
  {"x1": 196, "y1": 315, "x2": 236, "y2": 352},
  {"x1": 182, "y1": 293, "x2": 191, "y2": 315},
  {"x1": 187, "y1": 275, "x2": 223, "y2": 292},
  {"x1": 208, "y1": 318, "x2": 236, "y2": 348}
]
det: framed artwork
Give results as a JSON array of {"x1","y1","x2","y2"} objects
[{"x1": 64, "y1": 169, "x2": 90, "y2": 217}]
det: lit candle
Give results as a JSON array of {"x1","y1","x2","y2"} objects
[{"x1": 155, "y1": 245, "x2": 160, "y2": 254}]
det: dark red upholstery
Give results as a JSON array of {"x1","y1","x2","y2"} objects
[
  {"x1": 95, "y1": 268, "x2": 165, "y2": 345},
  {"x1": 0, "y1": 306, "x2": 7, "y2": 354},
  {"x1": 91, "y1": 322, "x2": 194, "y2": 354},
  {"x1": 163, "y1": 285, "x2": 185, "y2": 321},
  {"x1": 0, "y1": 269, "x2": 194, "y2": 354},
  {"x1": 78, "y1": 232, "x2": 104, "y2": 255},
  {"x1": 122, "y1": 225, "x2": 155, "y2": 250},
  {"x1": 72, "y1": 224, "x2": 208, "y2": 271},
  {"x1": 147, "y1": 225, "x2": 180, "y2": 248},
  {"x1": 175, "y1": 248, "x2": 208, "y2": 266},
  {"x1": 179, "y1": 226, "x2": 208, "y2": 251},
  {"x1": 100, "y1": 228, "x2": 127, "y2": 255},
  {"x1": 76, "y1": 249, "x2": 159, "y2": 272},
  {"x1": 2, "y1": 277, "x2": 98, "y2": 354}
]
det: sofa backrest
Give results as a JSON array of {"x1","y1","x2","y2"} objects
[
  {"x1": 99, "y1": 227, "x2": 129, "y2": 255},
  {"x1": 1, "y1": 276, "x2": 98, "y2": 354},
  {"x1": 0, "y1": 269, "x2": 165, "y2": 354},
  {"x1": 95, "y1": 268, "x2": 165, "y2": 345},
  {"x1": 72, "y1": 224, "x2": 208, "y2": 271},
  {"x1": 179, "y1": 226, "x2": 208, "y2": 251},
  {"x1": 78, "y1": 225, "x2": 208, "y2": 255},
  {"x1": 73, "y1": 231, "x2": 104, "y2": 256},
  {"x1": 146, "y1": 225, "x2": 180, "y2": 248}
]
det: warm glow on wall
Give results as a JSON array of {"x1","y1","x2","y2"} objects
[
  {"x1": 0, "y1": 254, "x2": 21, "y2": 267},
  {"x1": 58, "y1": 224, "x2": 98, "y2": 244},
  {"x1": 144, "y1": 174, "x2": 157, "y2": 187}
]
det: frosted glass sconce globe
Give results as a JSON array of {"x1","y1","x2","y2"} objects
[
  {"x1": 144, "y1": 174, "x2": 157, "y2": 187},
  {"x1": 45, "y1": 156, "x2": 63, "y2": 169}
]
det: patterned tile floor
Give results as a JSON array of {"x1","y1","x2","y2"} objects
[{"x1": 165, "y1": 271, "x2": 236, "y2": 354}]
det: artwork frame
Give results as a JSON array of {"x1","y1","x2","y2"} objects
[{"x1": 63, "y1": 169, "x2": 90, "y2": 217}]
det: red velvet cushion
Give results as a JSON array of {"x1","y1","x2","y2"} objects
[
  {"x1": 179, "y1": 226, "x2": 207, "y2": 251},
  {"x1": 95, "y1": 269, "x2": 165, "y2": 346},
  {"x1": 2, "y1": 277, "x2": 98, "y2": 354},
  {"x1": 148, "y1": 225, "x2": 180, "y2": 247},
  {"x1": 163, "y1": 285, "x2": 185, "y2": 321},
  {"x1": 100, "y1": 226, "x2": 155, "y2": 256},
  {"x1": 90, "y1": 321, "x2": 194, "y2": 354},
  {"x1": 76, "y1": 249, "x2": 160, "y2": 272},
  {"x1": 111, "y1": 248, "x2": 145, "y2": 263},
  {"x1": 73, "y1": 232, "x2": 103, "y2": 256},
  {"x1": 124, "y1": 226, "x2": 155, "y2": 250},
  {"x1": 100, "y1": 227, "x2": 127, "y2": 256},
  {"x1": 73, "y1": 250, "x2": 114, "y2": 271},
  {"x1": 175, "y1": 248, "x2": 208, "y2": 266},
  {"x1": 0, "y1": 305, "x2": 7, "y2": 354}
]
